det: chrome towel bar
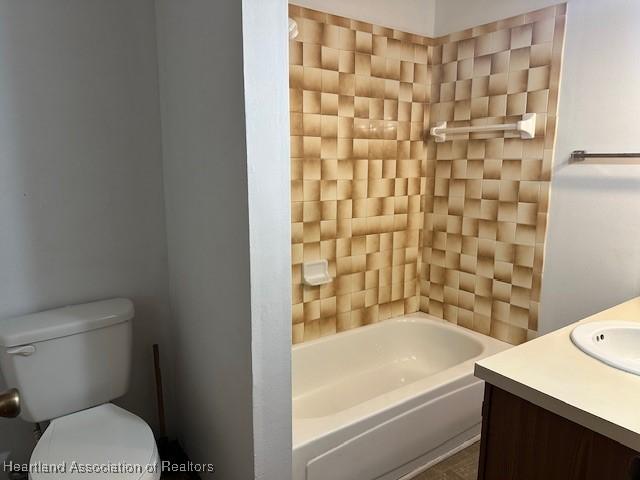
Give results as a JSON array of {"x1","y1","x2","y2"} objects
[{"x1": 570, "y1": 150, "x2": 640, "y2": 164}]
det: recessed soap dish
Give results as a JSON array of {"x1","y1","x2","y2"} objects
[{"x1": 303, "y1": 260, "x2": 332, "y2": 286}]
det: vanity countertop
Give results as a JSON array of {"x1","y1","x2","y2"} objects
[{"x1": 475, "y1": 296, "x2": 640, "y2": 451}]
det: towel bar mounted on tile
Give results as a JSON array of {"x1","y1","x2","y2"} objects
[
  {"x1": 570, "y1": 150, "x2": 640, "y2": 164},
  {"x1": 430, "y1": 113, "x2": 537, "y2": 143}
]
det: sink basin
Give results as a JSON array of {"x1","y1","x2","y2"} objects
[{"x1": 571, "y1": 321, "x2": 640, "y2": 375}]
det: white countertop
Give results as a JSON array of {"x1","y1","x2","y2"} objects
[{"x1": 475, "y1": 296, "x2": 640, "y2": 452}]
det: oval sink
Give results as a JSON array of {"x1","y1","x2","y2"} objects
[{"x1": 571, "y1": 321, "x2": 640, "y2": 375}]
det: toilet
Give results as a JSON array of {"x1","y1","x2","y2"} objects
[{"x1": 0, "y1": 298, "x2": 160, "y2": 479}]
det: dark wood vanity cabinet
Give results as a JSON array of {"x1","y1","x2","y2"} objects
[{"x1": 477, "y1": 384, "x2": 640, "y2": 480}]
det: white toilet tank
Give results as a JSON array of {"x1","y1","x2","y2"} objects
[{"x1": 0, "y1": 298, "x2": 134, "y2": 422}]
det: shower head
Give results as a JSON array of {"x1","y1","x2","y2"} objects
[{"x1": 289, "y1": 18, "x2": 299, "y2": 40}]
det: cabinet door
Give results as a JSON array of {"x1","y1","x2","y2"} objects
[{"x1": 478, "y1": 385, "x2": 639, "y2": 480}]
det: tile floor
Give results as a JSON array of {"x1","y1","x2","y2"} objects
[{"x1": 412, "y1": 442, "x2": 480, "y2": 480}]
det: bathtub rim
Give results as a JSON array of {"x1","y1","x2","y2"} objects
[{"x1": 292, "y1": 311, "x2": 498, "y2": 352}]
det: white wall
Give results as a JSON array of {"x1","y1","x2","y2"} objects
[
  {"x1": 0, "y1": 0, "x2": 173, "y2": 476},
  {"x1": 292, "y1": 0, "x2": 436, "y2": 37},
  {"x1": 432, "y1": 0, "x2": 564, "y2": 36},
  {"x1": 155, "y1": 1, "x2": 253, "y2": 476},
  {"x1": 242, "y1": 0, "x2": 293, "y2": 479},
  {"x1": 541, "y1": 0, "x2": 640, "y2": 332},
  {"x1": 156, "y1": 0, "x2": 292, "y2": 478}
]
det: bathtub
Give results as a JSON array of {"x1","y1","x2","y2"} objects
[{"x1": 292, "y1": 312, "x2": 510, "y2": 480}]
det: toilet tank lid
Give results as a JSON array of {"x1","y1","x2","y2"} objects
[{"x1": 0, "y1": 298, "x2": 134, "y2": 347}]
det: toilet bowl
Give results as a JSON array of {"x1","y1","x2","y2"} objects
[
  {"x1": 0, "y1": 299, "x2": 161, "y2": 480},
  {"x1": 30, "y1": 404, "x2": 160, "y2": 480}
]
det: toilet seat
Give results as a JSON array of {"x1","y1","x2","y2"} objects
[{"x1": 30, "y1": 403, "x2": 160, "y2": 480}]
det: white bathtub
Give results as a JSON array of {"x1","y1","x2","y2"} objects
[{"x1": 292, "y1": 312, "x2": 510, "y2": 480}]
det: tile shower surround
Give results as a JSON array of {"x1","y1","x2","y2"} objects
[
  {"x1": 289, "y1": 3, "x2": 432, "y2": 344},
  {"x1": 289, "y1": 3, "x2": 566, "y2": 345}
]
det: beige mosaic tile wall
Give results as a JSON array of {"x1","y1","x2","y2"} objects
[
  {"x1": 289, "y1": 3, "x2": 566, "y2": 345},
  {"x1": 420, "y1": 5, "x2": 566, "y2": 344},
  {"x1": 289, "y1": 4, "x2": 432, "y2": 344}
]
